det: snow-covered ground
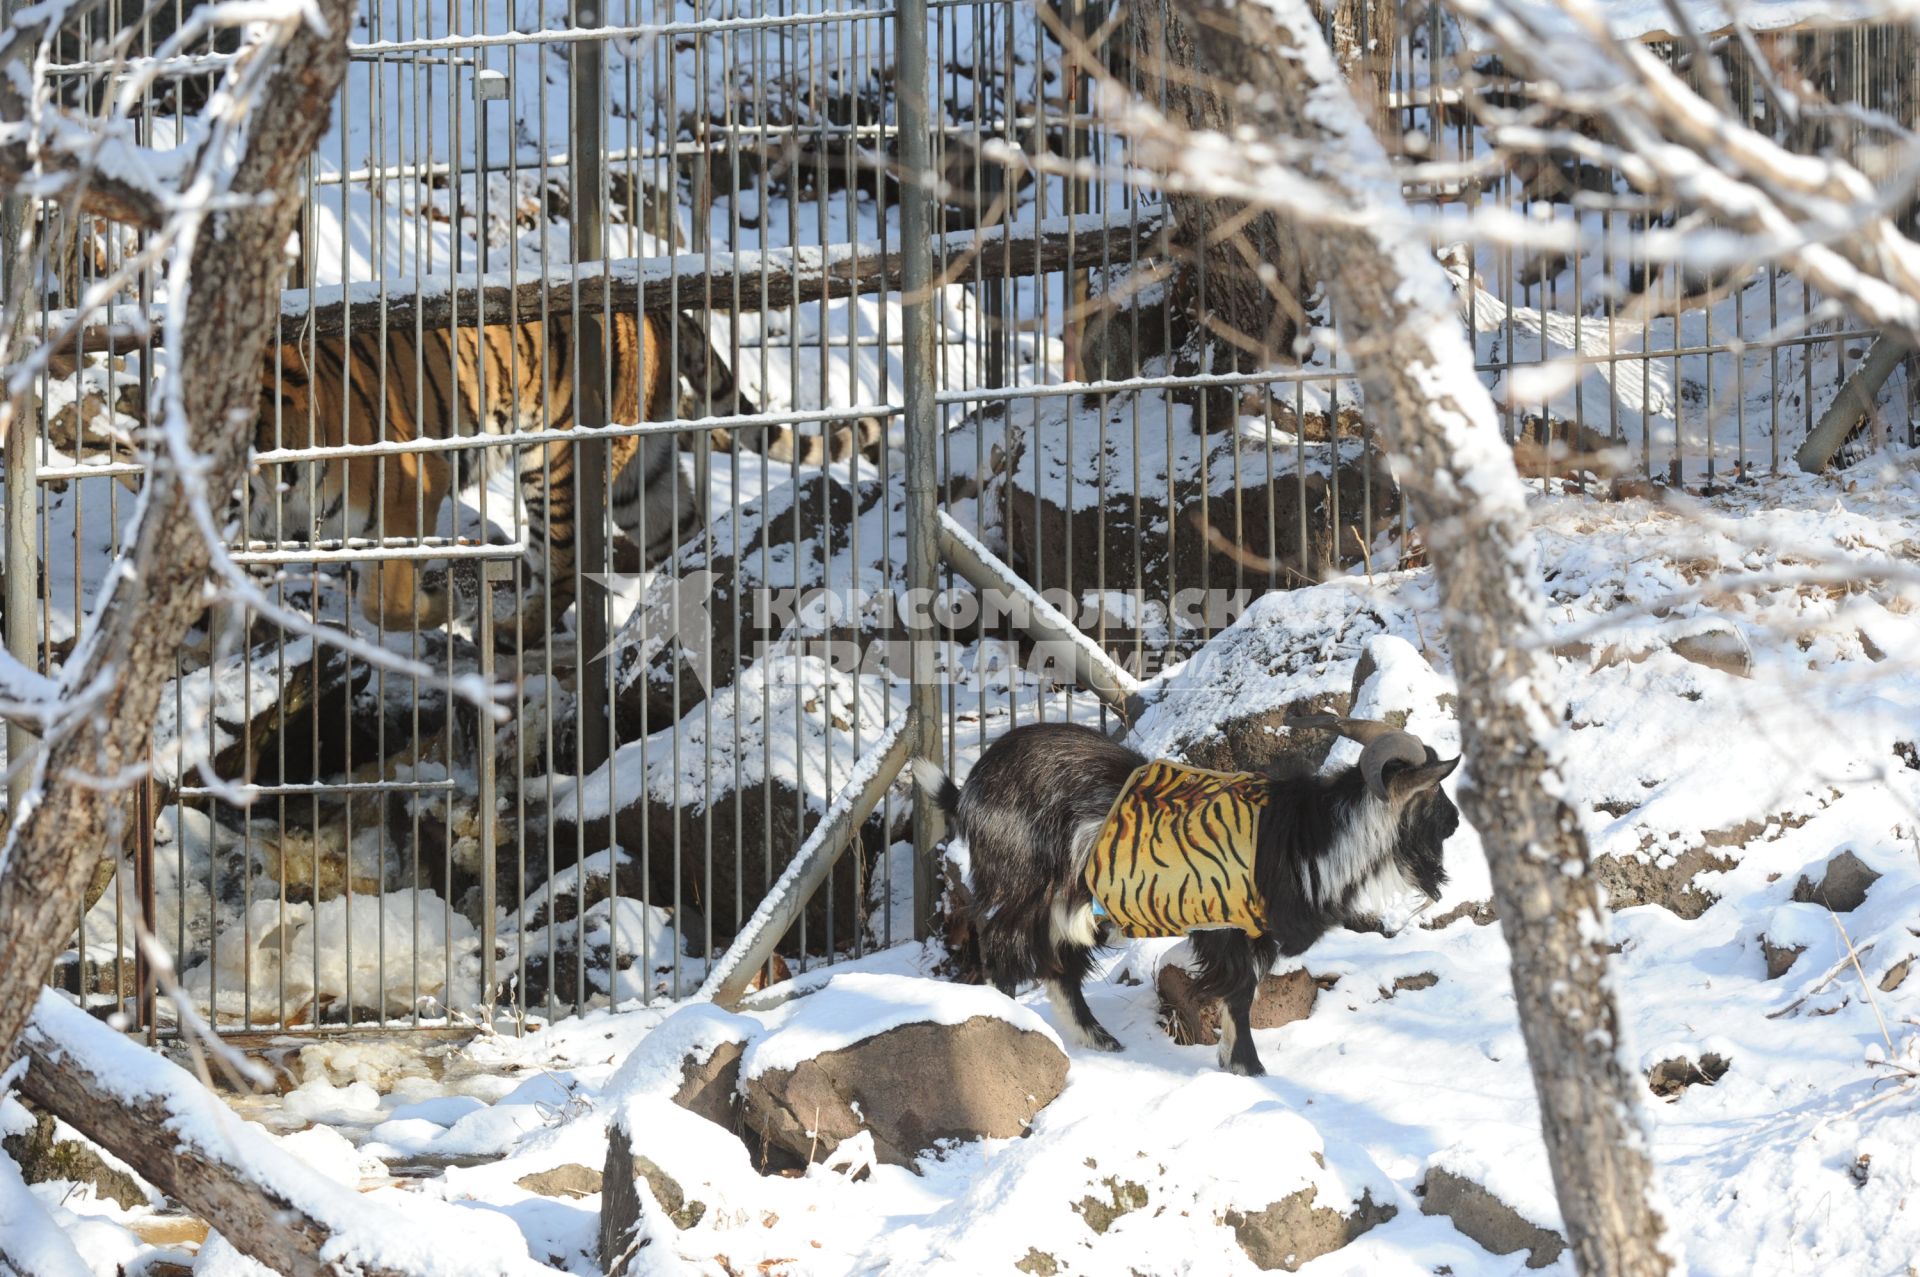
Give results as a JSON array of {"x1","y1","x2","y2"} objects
[{"x1": 13, "y1": 461, "x2": 1920, "y2": 1275}]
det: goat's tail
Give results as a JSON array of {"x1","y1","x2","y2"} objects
[{"x1": 911, "y1": 758, "x2": 961, "y2": 817}]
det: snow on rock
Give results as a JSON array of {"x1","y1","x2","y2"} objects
[
  {"x1": 603, "y1": 1002, "x2": 757, "y2": 1110},
  {"x1": 875, "y1": 1075, "x2": 1391, "y2": 1274},
  {"x1": 739, "y1": 973, "x2": 1062, "y2": 1081}
]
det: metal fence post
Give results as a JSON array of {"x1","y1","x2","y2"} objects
[
  {"x1": 897, "y1": 0, "x2": 943, "y2": 940},
  {"x1": 570, "y1": 3, "x2": 612, "y2": 776},
  {"x1": 3, "y1": 107, "x2": 35, "y2": 816}
]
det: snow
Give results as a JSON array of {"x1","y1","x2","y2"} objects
[
  {"x1": 23, "y1": 461, "x2": 1920, "y2": 1271},
  {"x1": 739, "y1": 971, "x2": 1061, "y2": 1079},
  {"x1": 19, "y1": 990, "x2": 563, "y2": 1277}
]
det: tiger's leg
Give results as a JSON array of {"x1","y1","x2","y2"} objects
[
  {"x1": 492, "y1": 438, "x2": 577, "y2": 647},
  {"x1": 1190, "y1": 930, "x2": 1272, "y2": 1076},
  {"x1": 361, "y1": 445, "x2": 453, "y2": 630}
]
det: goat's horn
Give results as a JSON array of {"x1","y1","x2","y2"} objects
[
  {"x1": 1286, "y1": 713, "x2": 1399, "y2": 746},
  {"x1": 1359, "y1": 732, "x2": 1430, "y2": 802}
]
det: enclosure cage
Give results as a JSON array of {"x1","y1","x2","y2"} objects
[{"x1": 7, "y1": 0, "x2": 1915, "y2": 1037}]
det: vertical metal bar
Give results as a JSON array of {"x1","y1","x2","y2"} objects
[
  {"x1": 4, "y1": 150, "x2": 35, "y2": 813},
  {"x1": 897, "y1": 0, "x2": 942, "y2": 940},
  {"x1": 480, "y1": 559, "x2": 506, "y2": 1024},
  {"x1": 572, "y1": 0, "x2": 612, "y2": 776}
]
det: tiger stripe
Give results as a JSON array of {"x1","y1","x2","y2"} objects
[{"x1": 1084, "y1": 759, "x2": 1270, "y2": 939}]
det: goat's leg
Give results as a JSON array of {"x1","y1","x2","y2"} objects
[
  {"x1": 1190, "y1": 930, "x2": 1266, "y2": 1076},
  {"x1": 1044, "y1": 975, "x2": 1122, "y2": 1052},
  {"x1": 1043, "y1": 939, "x2": 1121, "y2": 1051}
]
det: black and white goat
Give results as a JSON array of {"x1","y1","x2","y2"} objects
[{"x1": 914, "y1": 717, "x2": 1459, "y2": 1076}]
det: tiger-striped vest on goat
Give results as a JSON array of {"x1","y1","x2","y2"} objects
[{"x1": 1084, "y1": 760, "x2": 1269, "y2": 939}]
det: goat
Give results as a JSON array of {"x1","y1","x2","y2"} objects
[{"x1": 914, "y1": 716, "x2": 1459, "y2": 1076}]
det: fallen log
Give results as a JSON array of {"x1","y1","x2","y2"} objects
[{"x1": 13, "y1": 991, "x2": 552, "y2": 1277}]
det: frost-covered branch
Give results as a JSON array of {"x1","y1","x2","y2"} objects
[{"x1": 1450, "y1": 0, "x2": 1920, "y2": 343}]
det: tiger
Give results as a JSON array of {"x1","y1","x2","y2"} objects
[{"x1": 249, "y1": 309, "x2": 885, "y2": 640}]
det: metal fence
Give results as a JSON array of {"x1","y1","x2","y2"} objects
[{"x1": 8, "y1": 0, "x2": 1912, "y2": 1036}]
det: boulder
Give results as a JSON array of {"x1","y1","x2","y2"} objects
[
  {"x1": 740, "y1": 981, "x2": 1067, "y2": 1171},
  {"x1": 601, "y1": 1123, "x2": 708, "y2": 1275},
  {"x1": 611, "y1": 471, "x2": 884, "y2": 733},
  {"x1": 1128, "y1": 588, "x2": 1417, "y2": 764},
  {"x1": 1157, "y1": 965, "x2": 1318, "y2": 1046},
  {"x1": 1792, "y1": 850, "x2": 1880, "y2": 914},
  {"x1": 538, "y1": 655, "x2": 899, "y2": 951},
  {"x1": 1762, "y1": 939, "x2": 1806, "y2": 980},
  {"x1": 1226, "y1": 1188, "x2": 1397, "y2": 1272},
  {"x1": 1594, "y1": 846, "x2": 1733, "y2": 920},
  {"x1": 1670, "y1": 627, "x2": 1752, "y2": 678},
  {"x1": 999, "y1": 391, "x2": 1399, "y2": 665},
  {"x1": 515, "y1": 1163, "x2": 602, "y2": 1198},
  {"x1": 669, "y1": 1037, "x2": 746, "y2": 1134},
  {"x1": 1419, "y1": 1167, "x2": 1566, "y2": 1269},
  {"x1": 1647, "y1": 1053, "x2": 1730, "y2": 1099},
  {"x1": 1165, "y1": 699, "x2": 1343, "y2": 776}
]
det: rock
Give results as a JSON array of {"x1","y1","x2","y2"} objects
[
  {"x1": 1419, "y1": 1167, "x2": 1566, "y2": 1269},
  {"x1": 1074, "y1": 1178, "x2": 1149, "y2": 1234},
  {"x1": 2, "y1": 1109, "x2": 149, "y2": 1210},
  {"x1": 1763, "y1": 939, "x2": 1806, "y2": 980},
  {"x1": 670, "y1": 1038, "x2": 746, "y2": 1134},
  {"x1": 1000, "y1": 393, "x2": 1400, "y2": 663},
  {"x1": 1647, "y1": 1053, "x2": 1730, "y2": 1098},
  {"x1": 1014, "y1": 1250, "x2": 1061, "y2": 1276},
  {"x1": 1130, "y1": 589, "x2": 1418, "y2": 766},
  {"x1": 1157, "y1": 965, "x2": 1318, "y2": 1046},
  {"x1": 515, "y1": 1163, "x2": 603, "y2": 1198},
  {"x1": 613, "y1": 471, "x2": 882, "y2": 732},
  {"x1": 601, "y1": 1124, "x2": 707, "y2": 1276},
  {"x1": 538, "y1": 655, "x2": 899, "y2": 951},
  {"x1": 1225, "y1": 1187, "x2": 1396, "y2": 1271},
  {"x1": 1424, "y1": 899, "x2": 1497, "y2": 929},
  {"x1": 1385, "y1": 972, "x2": 1439, "y2": 997},
  {"x1": 1167, "y1": 698, "x2": 1344, "y2": 776},
  {"x1": 742, "y1": 1011, "x2": 1067, "y2": 1171},
  {"x1": 1670, "y1": 627, "x2": 1752, "y2": 678},
  {"x1": 1594, "y1": 846, "x2": 1734, "y2": 920},
  {"x1": 1792, "y1": 850, "x2": 1881, "y2": 913}
]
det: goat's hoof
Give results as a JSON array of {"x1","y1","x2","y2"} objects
[
  {"x1": 1086, "y1": 1027, "x2": 1124, "y2": 1053},
  {"x1": 1224, "y1": 1056, "x2": 1267, "y2": 1078}
]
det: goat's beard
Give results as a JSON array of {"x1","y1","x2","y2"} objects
[{"x1": 1345, "y1": 866, "x2": 1435, "y2": 937}]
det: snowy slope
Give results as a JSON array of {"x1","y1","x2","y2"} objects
[{"x1": 16, "y1": 463, "x2": 1920, "y2": 1275}]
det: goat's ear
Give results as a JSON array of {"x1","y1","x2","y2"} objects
[{"x1": 1388, "y1": 754, "x2": 1459, "y2": 801}]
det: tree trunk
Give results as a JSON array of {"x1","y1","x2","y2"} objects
[
  {"x1": 0, "y1": 0, "x2": 356, "y2": 1060},
  {"x1": 1130, "y1": 2, "x2": 1676, "y2": 1272},
  {"x1": 1325, "y1": 0, "x2": 1396, "y2": 124},
  {"x1": 1090, "y1": 0, "x2": 1313, "y2": 391}
]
